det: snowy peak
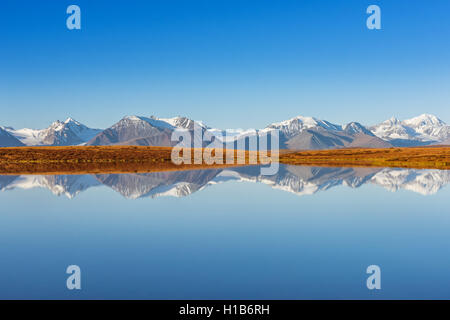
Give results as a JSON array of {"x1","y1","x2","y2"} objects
[
  {"x1": 343, "y1": 122, "x2": 374, "y2": 136},
  {"x1": 87, "y1": 115, "x2": 181, "y2": 146},
  {"x1": 115, "y1": 115, "x2": 175, "y2": 130},
  {"x1": 117, "y1": 115, "x2": 201, "y2": 130},
  {"x1": 5, "y1": 118, "x2": 101, "y2": 146},
  {"x1": 401, "y1": 114, "x2": 448, "y2": 141},
  {"x1": 66, "y1": 117, "x2": 87, "y2": 124},
  {"x1": 39, "y1": 118, "x2": 101, "y2": 146},
  {"x1": 1, "y1": 113, "x2": 449, "y2": 148},
  {"x1": 266, "y1": 115, "x2": 342, "y2": 138},
  {"x1": 87, "y1": 115, "x2": 211, "y2": 147},
  {"x1": 262, "y1": 115, "x2": 386, "y2": 149},
  {"x1": 370, "y1": 118, "x2": 412, "y2": 141},
  {"x1": 402, "y1": 114, "x2": 445, "y2": 128},
  {"x1": 158, "y1": 116, "x2": 199, "y2": 130},
  {"x1": 370, "y1": 114, "x2": 449, "y2": 145},
  {"x1": 385, "y1": 117, "x2": 401, "y2": 125}
]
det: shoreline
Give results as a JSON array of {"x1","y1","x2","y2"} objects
[{"x1": 0, "y1": 145, "x2": 449, "y2": 175}]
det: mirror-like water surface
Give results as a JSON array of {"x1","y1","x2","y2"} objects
[{"x1": 1, "y1": 165, "x2": 449, "y2": 299}]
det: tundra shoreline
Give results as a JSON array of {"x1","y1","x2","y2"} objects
[{"x1": 0, "y1": 145, "x2": 449, "y2": 175}]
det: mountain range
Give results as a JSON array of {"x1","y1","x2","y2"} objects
[
  {"x1": 3, "y1": 118, "x2": 101, "y2": 146},
  {"x1": 1, "y1": 165, "x2": 449, "y2": 199},
  {"x1": 1, "y1": 114, "x2": 449, "y2": 149}
]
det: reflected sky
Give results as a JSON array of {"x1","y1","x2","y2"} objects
[{"x1": 0, "y1": 165, "x2": 449, "y2": 299}]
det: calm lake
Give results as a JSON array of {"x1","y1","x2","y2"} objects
[{"x1": 0, "y1": 164, "x2": 449, "y2": 299}]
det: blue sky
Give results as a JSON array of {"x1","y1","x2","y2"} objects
[{"x1": 1, "y1": 0, "x2": 450, "y2": 130}]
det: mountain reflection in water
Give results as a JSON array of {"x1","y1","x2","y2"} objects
[{"x1": 0, "y1": 165, "x2": 449, "y2": 199}]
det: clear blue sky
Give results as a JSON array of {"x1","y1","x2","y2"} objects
[{"x1": 1, "y1": 0, "x2": 450, "y2": 130}]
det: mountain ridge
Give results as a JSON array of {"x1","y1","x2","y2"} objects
[
  {"x1": 2, "y1": 114, "x2": 449, "y2": 149},
  {"x1": 5, "y1": 118, "x2": 101, "y2": 146}
]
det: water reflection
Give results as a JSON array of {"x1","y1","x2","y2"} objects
[{"x1": 1, "y1": 165, "x2": 449, "y2": 199}]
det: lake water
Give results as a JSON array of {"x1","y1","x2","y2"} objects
[{"x1": 0, "y1": 164, "x2": 449, "y2": 299}]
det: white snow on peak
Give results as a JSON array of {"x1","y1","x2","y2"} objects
[
  {"x1": 64, "y1": 117, "x2": 80, "y2": 124},
  {"x1": 7, "y1": 127, "x2": 43, "y2": 145},
  {"x1": 123, "y1": 115, "x2": 142, "y2": 122},
  {"x1": 156, "y1": 116, "x2": 215, "y2": 132},
  {"x1": 5, "y1": 118, "x2": 101, "y2": 146},
  {"x1": 266, "y1": 115, "x2": 342, "y2": 137},
  {"x1": 343, "y1": 122, "x2": 372, "y2": 135},
  {"x1": 158, "y1": 116, "x2": 199, "y2": 129},
  {"x1": 386, "y1": 117, "x2": 401, "y2": 124},
  {"x1": 370, "y1": 114, "x2": 449, "y2": 142},
  {"x1": 402, "y1": 114, "x2": 445, "y2": 128},
  {"x1": 2, "y1": 113, "x2": 450, "y2": 147},
  {"x1": 119, "y1": 115, "x2": 189, "y2": 130}
]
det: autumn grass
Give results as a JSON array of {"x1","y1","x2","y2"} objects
[
  {"x1": 0, "y1": 145, "x2": 449, "y2": 175},
  {"x1": 0, "y1": 146, "x2": 261, "y2": 175},
  {"x1": 279, "y1": 146, "x2": 450, "y2": 170}
]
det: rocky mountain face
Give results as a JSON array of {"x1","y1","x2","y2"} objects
[
  {"x1": 263, "y1": 116, "x2": 392, "y2": 149},
  {"x1": 86, "y1": 116, "x2": 175, "y2": 146},
  {"x1": 86, "y1": 116, "x2": 212, "y2": 147}
]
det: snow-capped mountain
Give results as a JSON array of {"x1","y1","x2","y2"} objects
[
  {"x1": 87, "y1": 115, "x2": 174, "y2": 146},
  {"x1": 266, "y1": 116, "x2": 342, "y2": 138},
  {"x1": 158, "y1": 116, "x2": 202, "y2": 130},
  {"x1": 370, "y1": 114, "x2": 450, "y2": 146},
  {"x1": 86, "y1": 115, "x2": 207, "y2": 147},
  {"x1": 86, "y1": 113, "x2": 385, "y2": 150},
  {"x1": 6, "y1": 118, "x2": 101, "y2": 146},
  {"x1": 260, "y1": 116, "x2": 391, "y2": 149},
  {"x1": 87, "y1": 115, "x2": 219, "y2": 147},
  {"x1": 343, "y1": 122, "x2": 373, "y2": 136},
  {"x1": 1, "y1": 113, "x2": 449, "y2": 148}
]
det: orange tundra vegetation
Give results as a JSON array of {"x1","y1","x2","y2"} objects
[
  {"x1": 0, "y1": 145, "x2": 449, "y2": 175},
  {"x1": 0, "y1": 145, "x2": 261, "y2": 175},
  {"x1": 279, "y1": 146, "x2": 450, "y2": 170}
]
